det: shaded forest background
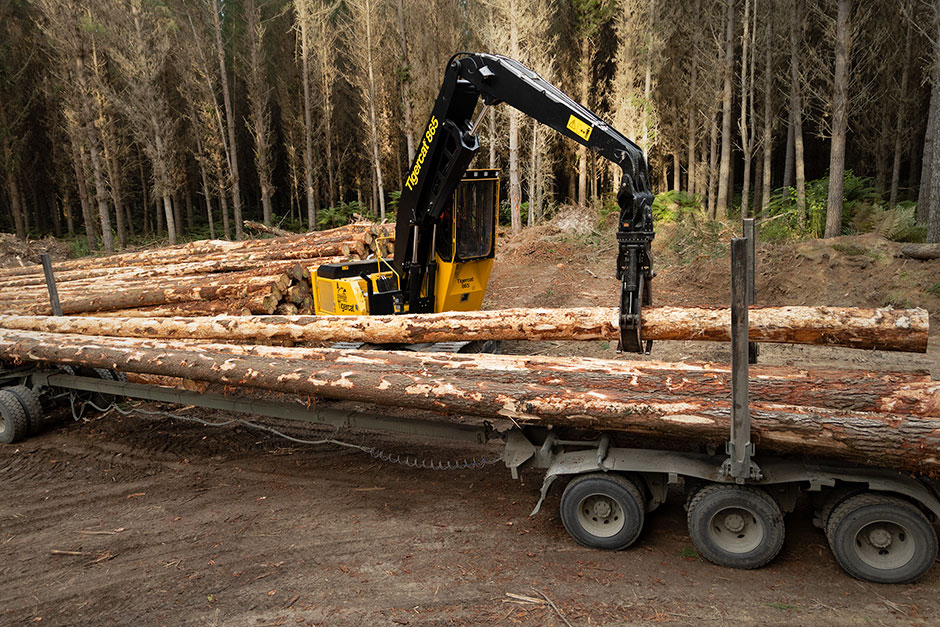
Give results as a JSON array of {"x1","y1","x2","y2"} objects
[{"x1": 1, "y1": 0, "x2": 939, "y2": 254}]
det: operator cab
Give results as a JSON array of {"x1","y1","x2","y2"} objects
[{"x1": 312, "y1": 169, "x2": 499, "y2": 316}]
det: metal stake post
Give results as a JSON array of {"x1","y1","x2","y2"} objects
[
  {"x1": 40, "y1": 253, "x2": 63, "y2": 317},
  {"x1": 724, "y1": 238, "x2": 760, "y2": 482},
  {"x1": 742, "y1": 218, "x2": 759, "y2": 364}
]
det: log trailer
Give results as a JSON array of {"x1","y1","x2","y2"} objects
[{"x1": 2, "y1": 54, "x2": 939, "y2": 585}]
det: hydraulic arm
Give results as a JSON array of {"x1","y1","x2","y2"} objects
[{"x1": 394, "y1": 52, "x2": 656, "y2": 352}]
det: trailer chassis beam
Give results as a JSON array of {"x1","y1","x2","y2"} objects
[{"x1": 32, "y1": 372, "x2": 494, "y2": 444}]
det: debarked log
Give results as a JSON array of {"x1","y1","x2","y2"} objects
[
  {"x1": 12, "y1": 332, "x2": 935, "y2": 417},
  {"x1": 0, "y1": 305, "x2": 926, "y2": 352},
  {"x1": 0, "y1": 328, "x2": 938, "y2": 473}
]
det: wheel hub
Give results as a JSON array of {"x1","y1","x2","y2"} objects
[
  {"x1": 854, "y1": 520, "x2": 915, "y2": 570},
  {"x1": 723, "y1": 512, "x2": 746, "y2": 534},
  {"x1": 593, "y1": 500, "x2": 612, "y2": 518},
  {"x1": 868, "y1": 527, "x2": 892, "y2": 549},
  {"x1": 707, "y1": 506, "x2": 765, "y2": 554},
  {"x1": 576, "y1": 493, "x2": 626, "y2": 538}
]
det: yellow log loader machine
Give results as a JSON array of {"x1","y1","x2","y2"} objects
[{"x1": 311, "y1": 52, "x2": 656, "y2": 353}]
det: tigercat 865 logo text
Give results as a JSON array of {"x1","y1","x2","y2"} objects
[{"x1": 405, "y1": 116, "x2": 439, "y2": 191}]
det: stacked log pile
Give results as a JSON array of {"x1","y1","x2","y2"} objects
[
  {"x1": 0, "y1": 222, "x2": 395, "y2": 317},
  {"x1": 0, "y1": 325, "x2": 936, "y2": 473}
]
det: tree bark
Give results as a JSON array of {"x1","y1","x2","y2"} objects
[
  {"x1": 74, "y1": 56, "x2": 114, "y2": 253},
  {"x1": 578, "y1": 35, "x2": 590, "y2": 207},
  {"x1": 394, "y1": 0, "x2": 416, "y2": 164},
  {"x1": 716, "y1": 0, "x2": 735, "y2": 217},
  {"x1": 789, "y1": 5, "x2": 807, "y2": 228},
  {"x1": 102, "y1": 111, "x2": 126, "y2": 250},
  {"x1": 246, "y1": 0, "x2": 274, "y2": 227},
  {"x1": 360, "y1": 0, "x2": 386, "y2": 222},
  {"x1": 62, "y1": 184, "x2": 75, "y2": 236},
  {"x1": 0, "y1": 329, "x2": 937, "y2": 473},
  {"x1": 708, "y1": 110, "x2": 719, "y2": 218},
  {"x1": 760, "y1": 25, "x2": 773, "y2": 214},
  {"x1": 687, "y1": 0, "x2": 700, "y2": 197},
  {"x1": 929, "y1": 15, "x2": 940, "y2": 243},
  {"x1": 899, "y1": 243, "x2": 940, "y2": 260},
  {"x1": 212, "y1": 0, "x2": 243, "y2": 240},
  {"x1": 738, "y1": 0, "x2": 753, "y2": 218},
  {"x1": 0, "y1": 305, "x2": 925, "y2": 352},
  {"x1": 824, "y1": 0, "x2": 853, "y2": 239},
  {"x1": 73, "y1": 140, "x2": 98, "y2": 251},
  {"x1": 0, "y1": 106, "x2": 26, "y2": 239},
  {"x1": 918, "y1": 66, "x2": 935, "y2": 225},
  {"x1": 0, "y1": 275, "x2": 285, "y2": 316},
  {"x1": 890, "y1": 18, "x2": 912, "y2": 210}
]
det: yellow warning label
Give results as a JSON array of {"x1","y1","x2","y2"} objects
[{"x1": 566, "y1": 115, "x2": 592, "y2": 141}]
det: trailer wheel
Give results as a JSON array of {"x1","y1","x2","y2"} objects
[
  {"x1": 560, "y1": 473, "x2": 645, "y2": 550},
  {"x1": 826, "y1": 493, "x2": 937, "y2": 584},
  {"x1": 2, "y1": 386, "x2": 42, "y2": 434},
  {"x1": 0, "y1": 388, "x2": 30, "y2": 444},
  {"x1": 686, "y1": 484, "x2": 785, "y2": 570}
]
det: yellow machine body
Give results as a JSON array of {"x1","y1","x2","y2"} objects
[
  {"x1": 312, "y1": 169, "x2": 498, "y2": 316},
  {"x1": 312, "y1": 264, "x2": 399, "y2": 315}
]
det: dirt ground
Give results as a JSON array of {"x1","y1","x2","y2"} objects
[{"x1": 3, "y1": 226, "x2": 940, "y2": 625}]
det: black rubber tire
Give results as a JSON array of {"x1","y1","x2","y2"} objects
[
  {"x1": 686, "y1": 484, "x2": 785, "y2": 570},
  {"x1": 0, "y1": 389, "x2": 30, "y2": 444},
  {"x1": 815, "y1": 487, "x2": 864, "y2": 530},
  {"x1": 560, "y1": 473, "x2": 646, "y2": 550},
  {"x1": 2, "y1": 385, "x2": 42, "y2": 434},
  {"x1": 826, "y1": 493, "x2": 938, "y2": 584}
]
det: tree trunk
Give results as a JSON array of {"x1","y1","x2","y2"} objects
[
  {"x1": 246, "y1": 0, "x2": 274, "y2": 227},
  {"x1": 139, "y1": 155, "x2": 150, "y2": 236},
  {"x1": 716, "y1": 0, "x2": 735, "y2": 217},
  {"x1": 739, "y1": 0, "x2": 753, "y2": 218},
  {"x1": 488, "y1": 108, "x2": 497, "y2": 169},
  {"x1": 760, "y1": 27, "x2": 773, "y2": 214},
  {"x1": 687, "y1": 0, "x2": 700, "y2": 198},
  {"x1": 875, "y1": 111, "x2": 890, "y2": 196},
  {"x1": 62, "y1": 185, "x2": 75, "y2": 236},
  {"x1": 578, "y1": 36, "x2": 590, "y2": 207},
  {"x1": 395, "y1": 0, "x2": 416, "y2": 164},
  {"x1": 4, "y1": 172, "x2": 25, "y2": 240},
  {"x1": 824, "y1": 0, "x2": 853, "y2": 239},
  {"x1": 74, "y1": 142, "x2": 98, "y2": 250},
  {"x1": 153, "y1": 128, "x2": 176, "y2": 245},
  {"x1": 162, "y1": 194, "x2": 176, "y2": 245},
  {"x1": 213, "y1": 0, "x2": 243, "y2": 240},
  {"x1": 672, "y1": 152, "x2": 680, "y2": 191},
  {"x1": 918, "y1": 74, "x2": 935, "y2": 225},
  {"x1": 1, "y1": 329, "x2": 937, "y2": 473},
  {"x1": 360, "y1": 0, "x2": 386, "y2": 222},
  {"x1": 1, "y1": 305, "x2": 924, "y2": 352},
  {"x1": 509, "y1": 110, "x2": 522, "y2": 234},
  {"x1": 708, "y1": 110, "x2": 719, "y2": 218},
  {"x1": 74, "y1": 57, "x2": 113, "y2": 253},
  {"x1": 789, "y1": 7, "x2": 807, "y2": 229},
  {"x1": 889, "y1": 18, "x2": 911, "y2": 211},
  {"x1": 104, "y1": 117, "x2": 126, "y2": 250},
  {"x1": 899, "y1": 243, "x2": 940, "y2": 259},
  {"x1": 528, "y1": 118, "x2": 538, "y2": 226},
  {"x1": 185, "y1": 186, "x2": 194, "y2": 231},
  {"x1": 928, "y1": 15, "x2": 940, "y2": 243},
  {"x1": 172, "y1": 192, "x2": 183, "y2": 241}
]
